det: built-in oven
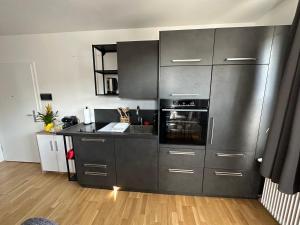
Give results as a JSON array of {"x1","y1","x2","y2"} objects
[{"x1": 159, "y1": 99, "x2": 209, "y2": 146}]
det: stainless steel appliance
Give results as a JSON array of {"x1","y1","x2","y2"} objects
[
  {"x1": 160, "y1": 99, "x2": 209, "y2": 145},
  {"x1": 105, "y1": 77, "x2": 118, "y2": 95}
]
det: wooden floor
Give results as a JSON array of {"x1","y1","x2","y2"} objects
[{"x1": 0, "y1": 162, "x2": 278, "y2": 225}]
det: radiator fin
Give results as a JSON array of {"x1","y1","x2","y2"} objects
[{"x1": 261, "y1": 178, "x2": 300, "y2": 225}]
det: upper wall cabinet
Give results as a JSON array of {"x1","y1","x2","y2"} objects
[
  {"x1": 160, "y1": 29, "x2": 215, "y2": 66},
  {"x1": 213, "y1": 26, "x2": 274, "y2": 65},
  {"x1": 117, "y1": 41, "x2": 158, "y2": 99}
]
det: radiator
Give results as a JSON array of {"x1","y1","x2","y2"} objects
[{"x1": 261, "y1": 178, "x2": 300, "y2": 225}]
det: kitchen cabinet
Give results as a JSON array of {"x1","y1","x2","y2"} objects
[
  {"x1": 72, "y1": 136, "x2": 116, "y2": 188},
  {"x1": 36, "y1": 133, "x2": 68, "y2": 172},
  {"x1": 160, "y1": 29, "x2": 214, "y2": 66},
  {"x1": 159, "y1": 145, "x2": 204, "y2": 194},
  {"x1": 159, "y1": 66, "x2": 211, "y2": 99},
  {"x1": 205, "y1": 150, "x2": 255, "y2": 170},
  {"x1": 207, "y1": 65, "x2": 268, "y2": 152},
  {"x1": 203, "y1": 168, "x2": 260, "y2": 198},
  {"x1": 159, "y1": 167, "x2": 203, "y2": 195},
  {"x1": 115, "y1": 138, "x2": 158, "y2": 191},
  {"x1": 117, "y1": 41, "x2": 158, "y2": 99},
  {"x1": 213, "y1": 26, "x2": 274, "y2": 65}
]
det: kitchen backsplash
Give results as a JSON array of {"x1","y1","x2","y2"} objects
[{"x1": 94, "y1": 109, "x2": 157, "y2": 125}]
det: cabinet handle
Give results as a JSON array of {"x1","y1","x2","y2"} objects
[
  {"x1": 170, "y1": 93, "x2": 200, "y2": 96},
  {"x1": 162, "y1": 109, "x2": 208, "y2": 112},
  {"x1": 81, "y1": 138, "x2": 106, "y2": 142},
  {"x1": 214, "y1": 171, "x2": 243, "y2": 177},
  {"x1": 171, "y1": 59, "x2": 202, "y2": 63},
  {"x1": 216, "y1": 153, "x2": 245, "y2": 157},
  {"x1": 49, "y1": 141, "x2": 54, "y2": 151},
  {"x1": 225, "y1": 57, "x2": 257, "y2": 61},
  {"x1": 54, "y1": 140, "x2": 58, "y2": 152},
  {"x1": 83, "y1": 163, "x2": 107, "y2": 168},
  {"x1": 84, "y1": 171, "x2": 108, "y2": 176},
  {"x1": 168, "y1": 168, "x2": 194, "y2": 174},
  {"x1": 209, "y1": 117, "x2": 214, "y2": 145},
  {"x1": 169, "y1": 151, "x2": 196, "y2": 156}
]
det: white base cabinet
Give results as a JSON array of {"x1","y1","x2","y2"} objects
[{"x1": 36, "y1": 133, "x2": 74, "y2": 173}]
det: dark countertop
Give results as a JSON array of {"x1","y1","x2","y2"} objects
[{"x1": 57, "y1": 122, "x2": 158, "y2": 139}]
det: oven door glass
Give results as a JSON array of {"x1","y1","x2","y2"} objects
[{"x1": 160, "y1": 109, "x2": 208, "y2": 145}]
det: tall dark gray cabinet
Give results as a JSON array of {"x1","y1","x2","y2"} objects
[{"x1": 159, "y1": 26, "x2": 290, "y2": 198}]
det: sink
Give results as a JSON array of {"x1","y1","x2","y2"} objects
[{"x1": 129, "y1": 125, "x2": 153, "y2": 134}]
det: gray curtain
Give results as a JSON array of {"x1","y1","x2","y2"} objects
[{"x1": 260, "y1": 2, "x2": 300, "y2": 194}]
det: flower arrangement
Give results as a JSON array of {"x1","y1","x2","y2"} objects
[{"x1": 37, "y1": 104, "x2": 58, "y2": 132}]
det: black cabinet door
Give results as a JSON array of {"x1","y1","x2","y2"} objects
[
  {"x1": 115, "y1": 138, "x2": 158, "y2": 191},
  {"x1": 72, "y1": 136, "x2": 116, "y2": 188},
  {"x1": 117, "y1": 41, "x2": 158, "y2": 99},
  {"x1": 159, "y1": 66, "x2": 211, "y2": 99},
  {"x1": 213, "y1": 26, "x2": 274, "y2": 65},
  {"x1": 160, "y1": 29, "x2": 214, "y2": 66},
  {"x1": 207, "y1": 65, "x2": 268, "y2": 152}
]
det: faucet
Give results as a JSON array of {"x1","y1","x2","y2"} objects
[{"x1": 136, "y1": 105, "x2": 143, "y2": 125}]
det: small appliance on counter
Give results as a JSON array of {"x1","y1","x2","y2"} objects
[
  {"x1": 105, "y1": 76, "x2": 118, "y2": 95},
  {"x1": 83, "y1": 106, "x2": 92, "y2": 125},
  {"x1": 61, "y1": 116, "x2": 78, "y2": 129}
]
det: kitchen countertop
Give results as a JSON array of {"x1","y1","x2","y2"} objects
[{"x1": 57, "y1": 122, "x2": 158, "y2": 139}]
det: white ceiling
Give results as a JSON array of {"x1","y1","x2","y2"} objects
[{"x1": 0, "y1": 0, "x2": 297, "y2": 35}]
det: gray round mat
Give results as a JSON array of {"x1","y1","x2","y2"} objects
[{"x1": 21, "y1": 218, "x2": 58, "y2": 225}]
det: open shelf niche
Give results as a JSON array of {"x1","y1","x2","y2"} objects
[{"x1": 92, "y1": 44, "x2": 119, "y2": 96}]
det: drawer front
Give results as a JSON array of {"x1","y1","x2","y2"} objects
[
  {"x1": 205, "y1": 150, "x2": 255, "y2": 170},
  {"x1": 159, "y1": 66, "x2": 211, "y2": 99},
  {"x1": 213, "y1": 27, "x2": 274, "y2": 65},
  {"x1": 75, "y1": 161, "x2": 116, "y2": 188},
  {"x1": 73, "y1": 136, "x2": 115, "y2": 163},
  {"x1": 160, "y1": 29, "x2": 214, "y2": 66},
  {"x1": 77, "y1": 170, "x2": 116, "y2": 188},
  {"x1": 159, "y1": 167, "x2": 203, "y2": 194},
  {"x1": 160, "y1": 147, "x2": 205, "y2": 168},
  {"x1": 203, "y1": 168, "x2": 260, "y2": 198}
]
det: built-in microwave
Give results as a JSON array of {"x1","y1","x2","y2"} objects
[{"x1": 159, "y1": 99, "x2": 209, "y2": 146}]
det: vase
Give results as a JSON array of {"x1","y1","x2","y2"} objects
[{"x1": 44, "y1": 122, "x2": 54, "y2": 132}]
